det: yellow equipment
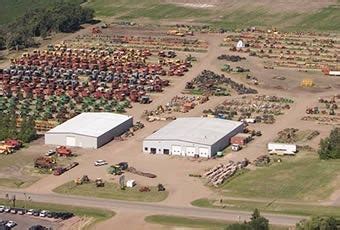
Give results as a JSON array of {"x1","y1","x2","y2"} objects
[{"x1": 301, "y1": 79, "x2": 314, "y2": 87}]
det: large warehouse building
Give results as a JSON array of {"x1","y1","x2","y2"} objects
[
  {"x1": 143, "y1": 117, "x2": 244, "y2": 158},
  {"x1": 45, "y1": 112, "x2": 133, "y2": 149}
]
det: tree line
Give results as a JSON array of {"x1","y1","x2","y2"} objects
[
  {"x1": 0, "y1": 0, "x2": 94, "y2": 50},
  {"x1": 318, "y1": 127, "x2": 340, "y2": 160},
  {"x1": 0, "y1": 111, "x2": 37, "y2": 143}
]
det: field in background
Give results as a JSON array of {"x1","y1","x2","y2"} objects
[
  {"x1": 0, "y1": 0, "x2": 339, "y2": 32},
  {"x1": 220, "y1": 152, "x2": 340, "y2": 201}
]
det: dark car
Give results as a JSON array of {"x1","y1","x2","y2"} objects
[
  {"x1": 118, "y1": 162, "x2": 128, "y2": 170},
  {"x1": 33, "y1": 210, "x2": 40, "y2": 216}
]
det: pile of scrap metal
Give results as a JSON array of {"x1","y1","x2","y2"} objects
[
  {"x1": 253, "y1": 155, "x2": 270, "y2": 167},
  {"x1": 126, "y1": 167, "x2": 157, "y2": 178},
  {"x1": 185, "y1": 70, "x2": 257, "y2": 95},
  {"x1": 217, "y1": 55, "x2": 246, "y2": 62},
  {"x1": 204, "y1": 159, "x2": 249, "y2": 187}
]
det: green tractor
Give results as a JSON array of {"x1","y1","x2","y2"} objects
[{"x1": 107, "y1": 165, "x2": 122, "y2": 175}]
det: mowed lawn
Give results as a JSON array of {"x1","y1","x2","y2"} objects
[
  {"x1": 222, "y1": 154, "x2": 340, "y2": 201},
  {"x1": 54, "y1": 181, "x2": 168, "y2": 202},
  {"x1": 145, "y1": 215, "x2": 288, "y2": 230}
]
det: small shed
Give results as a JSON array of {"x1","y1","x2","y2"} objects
[{"x1": 126, "y1": 180, "x2": 136, "y2": 188}]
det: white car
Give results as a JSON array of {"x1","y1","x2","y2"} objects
[
  {"x1": 4, "y1": 207, "x2": 10, "y2": 213},
  {"x1": 94, "y1": 160, "x2": 108, "y2": 166},
  {"x1": 6, "y1": 221, "x2": 16, "y2": 228},
  {"x1": 26, "y1": 209, "x2": 34, "y2": 215},
  {"x1": 39, "y1": 210, "x2": 49, "y2": 217},
  {"x1": 45, "y1": 150, "x2": 56, "y2": 156},
  {"x1": 0, "y1": 205, "x2": 5, "y2": 212}
]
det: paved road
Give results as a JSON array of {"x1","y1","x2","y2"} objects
[{"x1": 0, "y1": 190, "x2": 304, "y2": 226}]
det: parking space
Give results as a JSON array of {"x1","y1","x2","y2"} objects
[{"x1": 0, "y1": 213, "x2": 60, "y2": 229}]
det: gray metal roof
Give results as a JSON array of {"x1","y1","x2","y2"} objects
[
  {"x1": 145, "y1": 117, "x2": 243, "y2": 145},
  {"x1": 47, "y1": 112, "x2": 132, "y2": 137}
]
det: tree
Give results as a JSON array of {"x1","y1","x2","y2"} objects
[
  {"x1": 296, "y1": 216, "x2": 338, "y2": 230},
  {"x1": 225, "y1": 209, "x2": 269, "y2": 230},
  {"x1": 249, "y1": 209, "x2": 269, "y2": 230},
  {"x1": 318, "y1": 128, "x2": 340, "y2": 159}
]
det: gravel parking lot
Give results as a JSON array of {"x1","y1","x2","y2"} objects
[{"x1": 0, "y1": 213, "x2": 60, "y2": 229}]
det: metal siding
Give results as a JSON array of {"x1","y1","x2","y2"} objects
[
  {"x1": 97, "y1": 117, "x2": 133, "y2": 148},
  {"x1": 211, "y1": 124, "x2": 244, "y2": 156},
  {"x1": 45, "y1": 133, "x2": 97, "y2": 148},
  {"x1": 143, "y1": 140, "x2": 211, "y2": 157}
]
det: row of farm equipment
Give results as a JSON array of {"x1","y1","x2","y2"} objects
[
  {"x1": 143, "y1": 95, "x2": 209, "y2": 122},
  {"x1": 222, "y1": 30, "x2": 339, "y2": 71}
]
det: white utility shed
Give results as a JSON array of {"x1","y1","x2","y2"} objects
[
  {"x1": 45, "y1": 112, "x2": 133, "y2": 149},
  {"x1": 143, "y1": 117, "x2": 244, "y2": 158}
]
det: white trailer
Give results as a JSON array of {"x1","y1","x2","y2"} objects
[
  {"x1": 329, "y1": 71, "x2": 340, "y2": 76},
  {"x1": 267, "y1": 143, "x2": 297, "y2": 155}
]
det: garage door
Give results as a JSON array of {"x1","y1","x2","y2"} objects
[
  {"x1": 185, "y1": 147, "x2": 196, "y2": 157},
  {"x1": 199, "y1": 148, "x2": 209, "y2": 158},
  {"x1": 66, "y1": 136, "x2": 76, "y2": 146},
  {"x1": 171, "y1": 145, "x2": 182, "y2": 155}
]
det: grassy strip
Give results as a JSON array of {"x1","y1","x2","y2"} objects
[
  {"x1": 54, "y1": 181, "x2": 168, "y2": 202},
  {"x1": 145, "y1": 215, "x2": 288, "y2": 230},
  {"x1": 0, "y1": 198, "x2": 114, "y2": 229},
  {"x1": 220, "y1": 154, "x2": 340, "y2": 201},
  {"x1": 192, "y1": 198, "x2": 340, "y2": 218}
]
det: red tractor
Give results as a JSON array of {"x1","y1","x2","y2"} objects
[{"x1": 56, "y1": 146, "x2": 72, "y2": 157}]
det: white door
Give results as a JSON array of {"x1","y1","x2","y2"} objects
[
  {"x1": 66, "y1": 136, "x2": 76, "y2": 146},
  {"x1": 199, "y1": 148, "x2": 209, "y2": 158},
  {"x1": 171, "y1": 145, "x2": 182, "y2": 155},
  {"x1": 186, "y1": 147, "x2": 196, "y2": 157}
]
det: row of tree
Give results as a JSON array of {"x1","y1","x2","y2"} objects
[
  {"x1": 318, "y1": 127, "x2": 340, "y2": 160},
  {"x1": 0, "y1": 0, "x2": 94, "y2": 50},
  {"x1": 225, "y1": 209, "x2": 338, "y2": 230},
  {"x1": 0, "y1": 111, "x2": 37, "y2": 143}
]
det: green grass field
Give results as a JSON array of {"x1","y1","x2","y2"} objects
[
  {"x1": 145, "y1": 215, "x2": 288, "y2": 230},
  {"x1": 54, "y1": 181, "x2": 168, "y2": 202},
  {"x1": 1, "y1": 0, "x2": 339, "y2": 32},
  {"x1": 0, "y1": 198, "x2": 114, "y2": 229},
  {"x1": 220, "y1": 153, "x2": 340, "y2": 201},
  {"x1": 192, "y1": 198, "x2": 340, "y2": 218}
]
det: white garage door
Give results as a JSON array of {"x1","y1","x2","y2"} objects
[
  {"x1": 171, "y1": 145, "x2": 182, "y2": 155},
  {"x1": 199, "y1": 148, "x2": 209, "y2": 158},
  {"x1": 66, "y1": 136, "x2": 76, "y2": 146},
  {"x1": 186, "y1": 147, "x2": 196, "y2": 157}
]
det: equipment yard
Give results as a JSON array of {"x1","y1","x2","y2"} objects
[{"x1": 0, "y1": 2, "x2": 339, "y2": 229}]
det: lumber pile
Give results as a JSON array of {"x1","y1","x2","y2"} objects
[{"x1": 204, "y1": 159, "x2": 249, "y2": 187}]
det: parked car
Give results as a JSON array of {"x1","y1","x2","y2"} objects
[
  {"x1": 45, "y1": 150, "x2": 56, "y2": 156},
  {"x1": 94, "y1": 160, "x2": 108, "y2": 166},
  {"x1": 231, "y1": 144, "x2": 242, "y2": 152},
  {"x1": 4, "y1": 207, "x2": 10, "y2": 213},
  {"x1": 0, "y1": 205, "x2": 5, "y2": 212},
  {"x1": 26, "y1": 209, "x2": 34, "y2": 215},
  {"x1": 118, "y1": 162, "x2": 128, "y2": 170},
  {"x1": 17, "y1": 209, "x2": 25, "y2": 215},
  {"x1": 39, "y1": 210, "x2": 49, "y2": 217},
  {"x1": 6, "y1": 220, "x2": 16, "y2": 228},
  {"x1": 33, "y1": 210, "x2": 40, "y2": 216},
  {"x1": 10, "y1": 208, "x2": 17, "y2": 214}
]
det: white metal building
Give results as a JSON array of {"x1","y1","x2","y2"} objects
[
  {"x1": 45, "y1": 112, "x2": 133, "y2": 149},
  {"x1": 143, "y1": 117, "x2": 244, "y2": 158}
]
